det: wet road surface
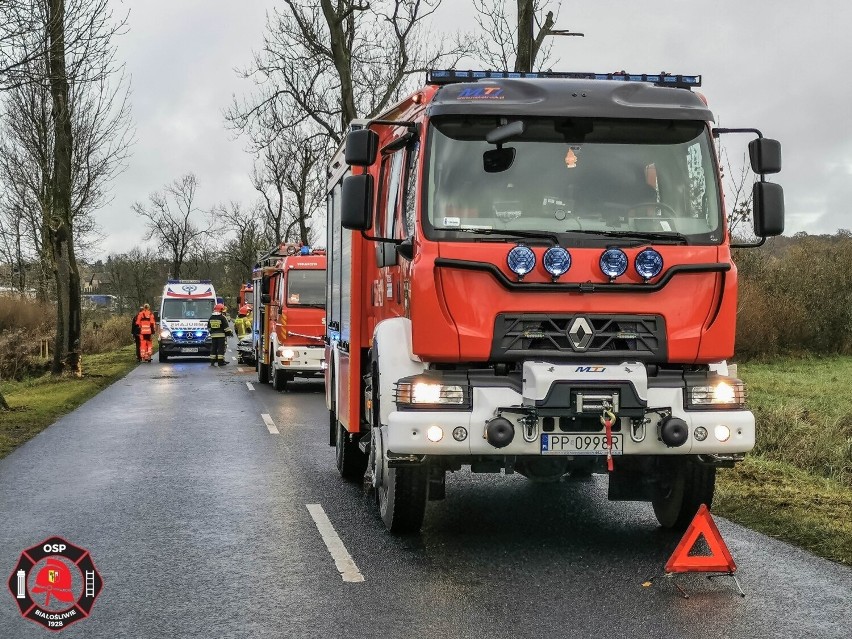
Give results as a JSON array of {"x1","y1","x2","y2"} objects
[{"x1": 1, "y1": 349, "x2": 850, "y2": 638}]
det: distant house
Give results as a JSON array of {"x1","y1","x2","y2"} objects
[{"x1": 83, "y1": 272, "x2": 113, "y2": 294}]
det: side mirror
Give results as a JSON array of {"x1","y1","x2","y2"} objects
[
  {"x1": 341, "y1": 174, "x2": 373, "y2": 230},
  {"x1": 396, "y1": 237, "x2": 415, "y2": 261},
  {"x1": 345, "y1": 129, "x2": 378, "y2": 166},
  {"x1": 153, "y1": 312, "x2": 160, "y2": 323},
  {"x1": 752, "y1": 182, "x2": 784, "y2": 237},
  {"x1": 261, "y1": 293, "x2": 271, "y2": 304},
  {"x1": 749, "y1": 138, "x2": 781, "y2": 174}
]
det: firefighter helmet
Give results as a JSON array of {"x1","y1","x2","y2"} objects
[
  {"x1": 214, "y1": 303, "x2": 225, "y2": 312},
  {"x1": 238, "y1": 305, "x2": 249, "y2": 316},
  {"x1": 31, "y1": 558, "x2": 75, "y2": 606}
]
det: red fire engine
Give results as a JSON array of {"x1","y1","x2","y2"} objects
[
  {"x1": 252, "y1": 243, "x2": 327, "y2": 391},
  {"x1": 325, "y1": 70, "x2": 784, "y2": 533},
  {"x1": 238, "y1": 282, "x2": 253, "y2": 311}
]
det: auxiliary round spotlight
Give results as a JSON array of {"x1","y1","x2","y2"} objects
[
  {"x1": 507, "y1": 244, "x2": 536, "y2": 278},
  {"x1": 543, "y1": 246, "x2": 572, "y2": 278},
  {"x1": 427, "y1": 426, "x2": 444, "y2": 442},
  {"x1": 634, "y1": 248, "x2": 664, "y2": 280},
  {"x1": 452, "y1": 427, "x2": 468, "y2": 442},
  {"x1": 694, "y1": 426, "x2": 708, "y2": 442},
  {"x1": 714, "y1": 424, "x2": 731, "y2": 443},
  {"x1": 599, "y1": 248, "x2": 628, "y2": 279}
]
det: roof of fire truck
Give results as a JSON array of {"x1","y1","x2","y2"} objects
[{"x1": 424, "y1": 69, "x2": 714, "y2": 122}]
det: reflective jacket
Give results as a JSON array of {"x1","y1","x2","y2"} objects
[
  {"x1": 135, "y1": 310, "x2": 156, "y2": 337},
  {"x1": 207, "y1": 312, "x2": 230, "y2": 338}
]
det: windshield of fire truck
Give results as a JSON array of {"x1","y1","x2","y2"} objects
[
  {"x1": 425, "y1": 117, "x2": 722, "y2": 244},
  {"x1": 162, "y1": 299, "x2": 215, "y2": 320},
  {"x1": 286, "y1": 269, "x2": 326, "y2": 307}
]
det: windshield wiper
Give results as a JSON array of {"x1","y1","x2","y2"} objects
[
  {"x1": 454, "y1": 227, "x2": 559, "y2": 244},
  {"x1": 564, "y1": 229, "x2": 689, "y2": 245}
]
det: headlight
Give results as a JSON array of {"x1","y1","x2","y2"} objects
[
  {"x1": 159, "y1": 329, "x2": 171, "y2": 339},
  {"x1": 599, "y1": 248, "x2": 628, "y2": 279},
  {"x1": 687, "y1": 379, "x2": 746, "y2": 410},
  {"x1": 543, "y1": 246, "x2": 571, "y2": 278},
  {"x1": 395, "y1": 379, "x2": 469, "y2": 409},
  {"x1": 507, "y1": 244, "x2": 536, "y2": 278},
  {"x1": 280, "y1": 348, "x2": 296, "y2": 359},
  {"x1": 634, "y1": 248, "x2": 663, "y2": 280}
]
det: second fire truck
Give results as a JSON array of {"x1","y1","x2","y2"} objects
[{"x1": 252, "y1": 243, "x2": 327, "y2": 390}]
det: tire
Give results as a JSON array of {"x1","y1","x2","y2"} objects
[
  {"x1": 335, "y1": 420, "x2": 367, "y2": 481},
  {"x1": 652, "y1": 458, "x2": 716, "y2": 530},
  {"x1": 377, "y1": 464, "x2": 428, "y2": 534},
  {"x1": 258, "y1": 358, "x2": 269, "y2": 384},
  {"x1": 272, "y1": 368, "x2": 288, "y2": 391},
  {"x1": 158, "y1": 351, "x2": 168, "y2": 363}
]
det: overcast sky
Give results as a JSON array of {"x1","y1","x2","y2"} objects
[{"x1": 97, "y1": 0, "x2": 850, "y2": 261}]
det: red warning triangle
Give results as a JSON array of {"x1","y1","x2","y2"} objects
[{"x1": 665, "y1": 504, "x2": 737, "y2": 574}]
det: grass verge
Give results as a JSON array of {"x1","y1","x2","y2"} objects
[
  {"x1": 715, "y1": 456, "x2": 852, "y2": 565},
  {"x1": 0, "y1": 346, "x2": 138, "y2": 459}
]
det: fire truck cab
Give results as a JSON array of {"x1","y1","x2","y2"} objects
[
  {"x1": 252, "y1": 244, "x2": 326, "y2": 391},
  {"x1": 326, "y1": 70, "x2": 784, "y2": 533}
]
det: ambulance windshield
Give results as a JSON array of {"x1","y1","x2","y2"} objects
[
  {"x1": 162, "y1": 299, "x2": 215, "y2": 320},
  {"x1": 425, "y1": 117, "x2": 722, "y2": 244}
]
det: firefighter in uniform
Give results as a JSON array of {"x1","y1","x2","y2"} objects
[
  {"x1": 135, "y1": 303, "x2": 157, "y2": 362},
  {"x1": 207, "y1": 303, "x2": 232, "y2": 366},
  {"x1": 234, "y1": 305, "x2": 251, "y2": 339}
]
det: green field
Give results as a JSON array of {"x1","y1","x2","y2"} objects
[
  {"x1": 1, "y1": 351, "x2": 850, "y2": 563},
  {"x1": 0, "y1": 346, "x2": 138, "y2": 459},
  {"x1": 714, "y1": 356, "x2": 852, "y2": 564}
]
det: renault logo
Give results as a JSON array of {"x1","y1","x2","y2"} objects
[{"x1": 567, "y1": 317, "x2": 593, "y2": 351}]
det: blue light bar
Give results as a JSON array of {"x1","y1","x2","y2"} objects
[{"x1": 426, "y1": 69, "x2": 701, "y2": 88}]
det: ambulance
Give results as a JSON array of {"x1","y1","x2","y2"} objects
[{"x1": 157, "y1": 280, "x2": 217, "y2": 362}]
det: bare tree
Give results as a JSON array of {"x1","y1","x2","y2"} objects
[
  {"x1": 250, "y1": 127, "x2": 326, "y2": 246},
  {"x1": 228, "y1": 0, "x2": 469, "y2": 147},
  {"x1": 0, "y1": 0, "x2": 130, "y2": 376},
  {"x1": 473, "y1": 1, "x2": 582, "y2": 72},
  {"x1": 133, "y1": 174, "x2": 209, "y2": 280},
  {"x1": 0, "y1": 57, "x2": 131, "y2": 299},
  {"x1": 215, "y1": 200, "x2": 268, "y2": 274}
]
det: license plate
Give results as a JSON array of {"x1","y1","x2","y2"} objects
[
  {"x1": 180, "y1": 347, "x2": 199, "y2": 353},
  {"x1": 541, "y1": 433, "x2": 623, "y2": 456}
]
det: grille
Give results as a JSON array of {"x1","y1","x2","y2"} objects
[{"x1": 491, "y1": 314, "x2": 666, "y2": 361}]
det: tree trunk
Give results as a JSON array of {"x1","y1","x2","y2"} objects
[
  {"x1": 0, "y1": 389, "x2": 10, "y2": 411},
  {"x1": 515, "y1": 0, "x2": 534, "y2": 73},
  {"x1": 47, "y1": 0, "x2": 81, "y2": 377},
  {"x1": 320, "y1": 0, "x2": 358, "y2": 132}
]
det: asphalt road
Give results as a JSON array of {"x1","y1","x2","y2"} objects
[{"x1": 1, "y1": 346, "x2": 850, "y2": 638}]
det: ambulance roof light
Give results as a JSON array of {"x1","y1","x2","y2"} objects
[{"x1": 426, "y1": 69, "x2": 701, "y2": 89}]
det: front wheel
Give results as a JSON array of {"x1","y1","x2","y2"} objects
[
  {"x1": 258, "y1": 356, "x2": 269, "y2": 384},
  {"x1": 158, "y1": 351, "x2": 168, "y2": 363},
  {"x1": 272, "y1": 368, "x2": 288, "y2": 391},
  {"x1": 652, "y1": 458, "x2": 716, "y2": 530},
  {"x1": 377, "y1": 464, "x2": 428, "y2": 534},
  {"x1": 335, "y1": 420, "x2": 367, "y2": 481}
]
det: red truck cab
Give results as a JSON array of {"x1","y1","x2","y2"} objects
[{"x1": 325, "y1": 70, "x2": 784, "y2": 533}]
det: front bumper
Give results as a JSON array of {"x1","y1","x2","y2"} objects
[
  {"x1": 160, "y1": 340, "x2": 213, "y2": 355},
  {"x1": 273, "y1": 345, "x2": 325, "y2": 375},
  {"x1": 385, "y1": 362, "x2": 754, "y2": 457}
]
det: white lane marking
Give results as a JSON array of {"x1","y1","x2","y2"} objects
[
  {"x1": 239, "y1": 367, "x2": 250, "y2": 373},
  {"x1": 306, "y1": 504, "x2": 365, "y2": 583},
  {"x1": 246, "y1": 382, "x2": 255, "y2": 391},
  {"x1": 261, "y1": 413, "x2": 279, "y2": 435}
]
